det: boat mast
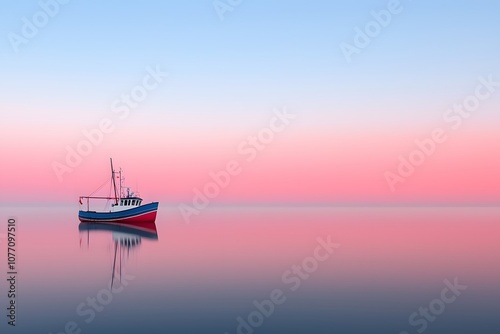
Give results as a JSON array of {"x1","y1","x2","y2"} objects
[{"x1": 110, "y1": 158, "x2": 118, "y2": 205}]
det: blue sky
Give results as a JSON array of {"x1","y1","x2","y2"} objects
[{"x1": 1, "y1": 0, "x2": 499, "y2": 127}]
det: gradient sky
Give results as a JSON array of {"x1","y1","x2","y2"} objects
[{"x1": 1, "y1": 0, "x2": 499, "y2": 204}]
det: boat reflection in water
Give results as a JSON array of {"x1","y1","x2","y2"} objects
[{"x1": 78, "y1": 222, "x2": 158, "y2": 287}]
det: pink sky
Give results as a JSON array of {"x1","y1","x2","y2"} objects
[{"x1": 2, "y1": 121, "x2": 499, "y2": 205}]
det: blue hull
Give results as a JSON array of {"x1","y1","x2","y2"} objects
[{"x1": 78, "y1": 202, "x2": 159, "y2": 223}]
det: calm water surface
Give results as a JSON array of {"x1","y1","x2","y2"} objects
[{"x1": 0, "y1": 205, "x2": 499, "y2": 334}]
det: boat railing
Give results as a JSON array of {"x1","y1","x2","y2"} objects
[{"x1": 79, "y1": 196, "x2": 117, "y2": 212}]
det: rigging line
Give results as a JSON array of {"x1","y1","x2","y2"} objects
[
  {"x1": 108, "y1": 178, "x2": 112, "y2": 198},
  {"x1": 105, "y1": 180, "x2": 113, "y2": 210},
  {"x1": 88, "y1": 178, "x2": 110, "y2": 196}
]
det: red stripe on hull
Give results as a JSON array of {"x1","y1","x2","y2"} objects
[{"x1": 79, "y1": 210, "x2": 157, "y2": 225}]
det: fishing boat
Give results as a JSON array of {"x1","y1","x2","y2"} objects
[{"x1": 78, "y1": 159, "x2": 159, "y2": 224}]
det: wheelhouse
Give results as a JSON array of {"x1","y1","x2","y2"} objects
[{"x1": 117, "y1": 197, "x2": 143, "y2": 207}]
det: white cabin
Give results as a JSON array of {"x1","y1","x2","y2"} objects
[{"x1": 111, "y1": 197, "x2": 143, "y2": 212}]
